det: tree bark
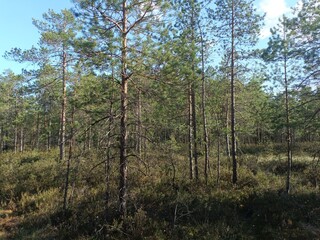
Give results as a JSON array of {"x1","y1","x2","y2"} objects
[
  {"x1": 188, "y1": 86, "x2": 194, "y2": 180},
  {"x1": 119, "y1": 0, "x2": 128, "y2": 219},
  {"x1": 136, "y1": 86, "x2": 142, "y2": 157},
  {"x1": 105, "y1": 100, "x2": 114, "y2": 222},
  {"x1": 231, "y1": 0, "x2": 237, "y2": 184},
  {"x1": 14, "y1": 126, "x2": 18, "y2": 154},
  {"x1": 20, "y1": 127, "x2": 24, "y2": 152},
  {"x1": 199, "y1": 25, "x2": 209, "y2": 185},
  {"x1": 190, "y1": 3, "x2": 198, "y2": 181},
  {"x1": 225, "y1": 98, "x2": 231, "y2": 159},
  {"x1": 63, "y1": 103, "x2": 75, "y2": 211},
  {"x1": 0, "y1": 127, "x2": 2, "y2": 153},
  {"x1": 191, "y1": 87, "x2": 198, "y2": 180},
  {"x1": 59, "y1": 49, "x2": 67, "y2": 162},
  {"x1": 47, "y1": 117, "x2": 52, "y2": 151},
  {"x1": 217, "y1": 132, "x2": 221, "y2": 187},
  {"x1": 284, "y1": 22, "x2": 292, "y2": 194},
  {"x1": 36, "y1": 112, "x2": 40, "y2": 150}
]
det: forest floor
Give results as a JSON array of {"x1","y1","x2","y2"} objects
[
  {"x1": 0, "y1": 145, "x2": 320, "y2": 239},
  {"x1": 0, "y1": 209, "x2": 19, "y2": 239}
]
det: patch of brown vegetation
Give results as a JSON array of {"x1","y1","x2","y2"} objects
[{"x1": 0, "y1": 210, "x2": 19, "y2": 239}]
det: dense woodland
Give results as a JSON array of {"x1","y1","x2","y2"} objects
[{"x1": 0, "y1": 0, "x2": 320, "y2": 239}]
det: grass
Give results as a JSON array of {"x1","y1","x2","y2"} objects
[{"x1": 0, "y1": 144, "x2": 319, "y2": 239}]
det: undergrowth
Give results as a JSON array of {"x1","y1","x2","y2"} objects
[{"x1": 0, "y1": 145, "x2": 319, "y2": 239}]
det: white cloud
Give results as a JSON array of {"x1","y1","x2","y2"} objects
[
  {"x1": 295, "y1": 0, "x2": 303, "y2": 12},
  {"x1": 258, "y1": 0, "x2": 291, "y2": 39}
]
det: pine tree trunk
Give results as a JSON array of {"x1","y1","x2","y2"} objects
[
  {"x1": 190, "y1": 4, "x2": 198, "y2": 181},
  {"x1": 217, "y1": 132, "x2": 221, "y2": 187},
  {"x1": 14, "y1": 126, "x2": 18, "y2": 154},
  {"x1": 36, "y1": 112, "x2": 40, "y2": 150},
  {"x1": 225, "y1": 98, "x2": 231, "y2": 159},
  {"x1": 60, "y1": 49, "x2": 67, "y2": 162},
  {"x1": 188, "y1": 85, "x2": 194, "y2": 180},
  {"x1": 119, "y1": 0, "x2": 128, "y2": 219},
  {"x1": 136, "y1": 86, "x2": 142, "y2": 157},
  {"x1": 105, "y1": 100, "x2": 113, "y2": 222},
  {"x1": 20, "y1": 127, "x2": 24, "y2": 152},
  {"x1": 59, "y1": 46, "x2": 68, "y2": 213},
  {"x1": 0, "y1": 127, "x2": 2, "y2": 153},
  {"x1": 284, "y1": 27, "x2": 292, "y2": 194},
  {"x1": 47, "y1": 117, "x2": 51, "y2": 151},
  {"x1": 231, "y1": 0, "x2": 237, "y2": 184},
  {"x1": 88, "y1": 125, "x2": 92, "y2": 150},
  {"x1": 63, "y1": 104, "x2": 75, "y2": 211},
  {"x1": 191, "y1": 87, "x2": 198, "y2": 180},
  {"x1": 199, "y1": 26, "x2": 209, "y2": 185}
]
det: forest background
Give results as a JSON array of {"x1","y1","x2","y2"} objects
[{"x1": 0, "y1": 0, "x2": 319, "y2": 239}]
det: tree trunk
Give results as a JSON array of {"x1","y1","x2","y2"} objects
[
  {"x1": 63, "y1": 104, "x2": 75, "y2": 211},
  {"x1": 199, "y1": 25, "x2": 209, "y2": 185},
  {"x1": 87, "y1": 124, "x2": 92, "y2": 151},
  {"x1": 0, "y1": 127, "x2": 2, "y2": 153},
  {"x1": 188, "y1": 86, "x2": 193, "y2": 180},
  {"x1": 59, "y1": 45, "x2": 68, "y2": 213},
  {"x1": 225, "y1": 98, "x2": 231, "y2": 159},
  {"x1": 20, "y1": 127, "x2": 24, "y2": 152},
  {"x1": 191, "y1": 87, "x2": 198, "y2": 180},
  {"x1": 105, "y1": 100, "x2": 114, "y2": 222},
  {"x1": 231, "y1": 0, "x2": 237, "y2": 184},
  {"x1": 190, "y1": 4, "x2": 198, "y2": 181},
  {"x1": 14, "y1": 126, "x2": 18, "y2": 153},
  {"x1": 119, "y1": 0, "x2": 128, "y2": 219},
  {"x1": 63, "y1": 131, "x2": 71, "y2": 211},
  {"x1": 283, "y1": 24, "x2": 292, "y2": 194},
  {"x1": 136, "y1": 86, "x2": 142, "y2": 157},
  {"x1": 47, "y1": 117, "x2": 51, "y2": 151},
  {"x1": 60, "y1": 49, "x2": 67, "y2": 162},
  {"x1": 217, "y1": 132, "x2": 221, "y2": 187},
  {"x1": 36, "y1": 112, "x2": 40, "y2": 150}
]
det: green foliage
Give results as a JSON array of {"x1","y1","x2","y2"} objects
[
  {"x1": 1, "y1": 0, "x2": 320, "y2": 239},
  {"x1": 18, "y1": 188, "x2": 60, "y2": 215},
  {"x1": 0, "y1": 151, "x2": 59, "y2": 203},
  {"x1": 1, "y1": 148, "x2": 320, "y2": 239}
]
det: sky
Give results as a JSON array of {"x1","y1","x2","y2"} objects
[
  {"x1": 0, "y1": 0, "x2": 73, "y2": 73},
  {"x1": 0, "y1": 0, "x2": 298, "y2": 74},
  {"x1": 257, "y1": 0, "x2": 299, "y2": 38}
]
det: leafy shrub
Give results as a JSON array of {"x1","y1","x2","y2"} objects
[{"x1": 17, "y1": 188, "x2": 60, "y2": 215}]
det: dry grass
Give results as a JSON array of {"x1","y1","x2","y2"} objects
[{"x1": 0, "y1": 209, "x2": 19, "y2": 239}]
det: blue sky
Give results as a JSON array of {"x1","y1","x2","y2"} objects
[
  {"x1": 0, "y1": 0, "x2": 73, "y2": 73},
  {"x1": 0, "y1": 0, "x2": 298, "y2": 74}
]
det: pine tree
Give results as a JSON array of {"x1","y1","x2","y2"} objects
[
  {"x1": 73, "y1": 0, "x2": 168, "y2": 219},
  {"x1": 209, "y1": 0, "x2": 264, "y2": 184},
  {"x1": 170, "y1": 0, "x2": 207, "y2": 181},
  {"x1": 262, "y1": 16, "x2": 302, "y2": 193}
]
